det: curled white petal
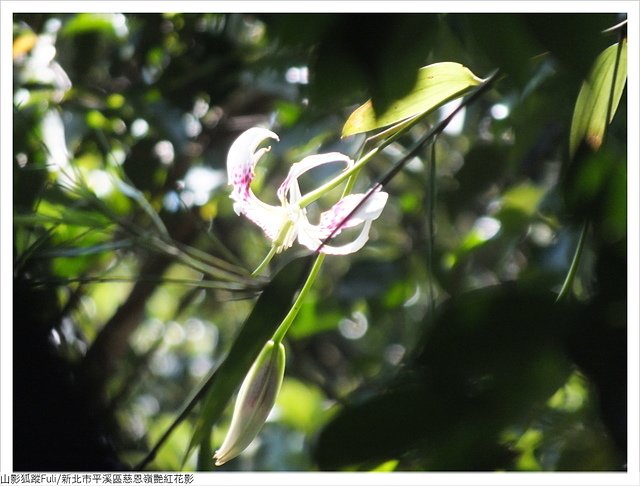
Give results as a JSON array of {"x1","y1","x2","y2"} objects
[
  {"x1": 298, "y1": 218, "x2": 376, "y2": 255},
  {"x1": 319, "y1": 191, "x2": 388, "y2": 232},
  {"x1": 278, "y1": 152, "x2": 353, "y2": 205},
  {"x1": 226, "y1": 128, "x2": 287, "y2": 242},
  {"x1": 226, "y1": 127, "x2": 278, "y2": 194},
  {"x1": 297, "y1": 191, "x2": 388, "y2": 254}
]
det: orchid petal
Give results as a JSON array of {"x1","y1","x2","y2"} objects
[
  {"x1": 226, "y1": 128, "x2": 291, "y2": 244},
  {"x1": 226, "y1": 127, "x2": 279, "y2": 213},
  {"x1": 297, "y1": 191, "x2": 388, "y2": 255},
  {"x1": 298, "y1": 218, "x2": 377, "y2": 255},
  {"x1": 278, "y1": 152, "x2": 353, "y2": 204},
  {"x1": 318, "y1": 191, "x2": 388, "y2": 233},
  {"x1": 243, "y1": 201, "x2": 290, "y2": 243}
]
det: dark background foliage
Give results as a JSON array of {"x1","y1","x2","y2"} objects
[{"x1": 12, "y1": 12, "x2": 627, "y2": 471}]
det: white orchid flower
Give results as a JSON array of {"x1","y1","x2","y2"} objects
[{"x1": 227, "y1": 127, "x2": 388, "y2": 259}]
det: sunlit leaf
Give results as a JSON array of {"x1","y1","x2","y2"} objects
[
  {"x1": 342, "y1": 62, "x2": 484, "y2": 137},
  {"x1": 569, "y1": 39, "x2": 627, "y2": 157}
]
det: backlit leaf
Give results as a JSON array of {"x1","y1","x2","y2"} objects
[
  {"x1": 569, "y1": 39, "x2": 627, "y2": 157},
  {"x1": 342, "y1": 62, "x2": 484, "y2": 137}
]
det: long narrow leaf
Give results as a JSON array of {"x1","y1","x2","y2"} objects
[
  {"x1": 35, "y1": 239, "x2": 134, "y2": 258},
  {"x1": 569, "y1": 39, "x2": 627, "y2": 157},
  {"x1": 113, "y1": 177, "x2": 170, "y2": 237}
]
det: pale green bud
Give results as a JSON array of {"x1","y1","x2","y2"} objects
[{"x1": 213, "y1": 340, "x2": 286, "y2": 466}]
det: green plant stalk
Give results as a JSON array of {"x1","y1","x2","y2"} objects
[
  {"x1": 316, "y1": 71, "x2": 500, "y2": 255},
  {"x1": 271, "y1": 253, "x2": 325, "y2": 344},
  {"x1": 299, "y1": 71, "x2": 499, "y2": 210},
  {"x1": 270, "y1": 146, "x2": 369, "y2": 343},
  {"x1": 556, "y1": 220, "x2": 589, "y2": 302}
]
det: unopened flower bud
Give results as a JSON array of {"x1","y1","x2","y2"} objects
[{"x1": 213, "y1": 339, "x2": 286, "y2": 466}]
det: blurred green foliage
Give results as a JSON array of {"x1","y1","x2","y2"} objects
[{"x1": 13, "y1": 12, "x2": 626, "y2": 472}]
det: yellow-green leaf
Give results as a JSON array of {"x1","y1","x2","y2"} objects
[
  {"x1": 342, "y1": 62, "x2": 484, "y2": 137},
  {"x1": 569, "y1": 39, "x2": 627, "y2": 157}
]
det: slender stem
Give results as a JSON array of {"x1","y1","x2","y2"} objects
[
  {"x1": 271, "y1": 166, "x2": 362, "y2": 343},
  {"x1": 251, "y1": 245, "x2": 278, "y2": 277},
  {"x1": 299, "y1": 102, "x2": 447, "y2": 208},
  {"x1": 271, "y1": 254, "x2": 326, "y2": 344},
  {"x1": 299, "y1": 71, "x2": 500, "y2": 210},
  {"x1": 298, "y1": 148, "x2": 381, "y2": 208},
  {"x1": 556, "y1": 221, "x2": 589, "y2": 302}
]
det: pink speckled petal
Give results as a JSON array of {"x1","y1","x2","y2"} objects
[
  {"x1": 297, "y1": 191, "x2": 388, "y2": 255},
  {"x1": 226, "y1": 128, "x2": 287, "y2": 242},
  {"x1": 297, "y1": 218, "x2": 375, "y2": 255},
  {"x1": 318, "y1": 191, "x2": 388, "y2": 233},
  {"x1": 226, "y1": 127, "x2": 279, "y2": 213}
]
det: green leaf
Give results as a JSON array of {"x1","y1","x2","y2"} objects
[
  {"x1": 342, "y1": 62, "x2": 484, "y2": 137},
  {"x1": 181, "y1": 255, "x2": 313, "y2": 469},
  {"x1": 569, "y1": 39, "x2": 627, "y2": 157}
]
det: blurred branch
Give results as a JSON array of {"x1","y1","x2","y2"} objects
[{"x1": 78, "y1": 246, "x2": 178, "y2": 410}]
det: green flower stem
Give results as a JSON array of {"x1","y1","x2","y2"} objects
[
  {"x1": 252, "y1": 219, "x2": 296, "y2": 276},
  {"x1": 251, "y1": 245, "x2": 279, "y2": 277},
  {"x1": 298, "y1": 148, "x2": 379, "y2": 208},
  {"x1": 270, "y1": 167, "x2": 359, "y2": 344},
  {"x1": 271, "y1": 253, "x2": 325, "y2": 345},
  {"x1": 556, "y1": 221, "x2": 589, "y2": 302}
]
